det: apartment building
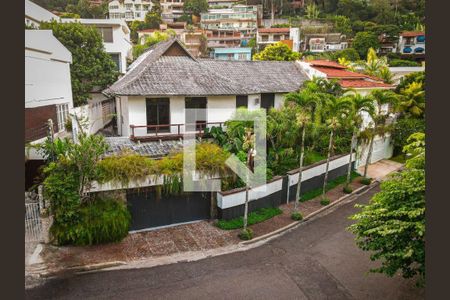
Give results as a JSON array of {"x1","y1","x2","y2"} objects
[
  {"x1": 200, "y1": 5, "x2": 262, "y2": 33},
  {"x1": 61, "y1": 18, "x2": 132, "y2": 73},
  {"x1": 257, "y1": 27, "x2": 300, "y2": 52},
  {"x1": 161, "y1": 0, "x2": 184, "y2": 23},
  {"x1": 108, "y1": 0, "x2": 152, "y2": 21}
]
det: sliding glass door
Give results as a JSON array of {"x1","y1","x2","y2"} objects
[{"x1": 146, "y1": 98, "x2": 170, "y2": 133}]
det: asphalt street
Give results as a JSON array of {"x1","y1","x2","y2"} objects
[{"x1": 25, "y1": 185, "x2": 424, "y2": 300}]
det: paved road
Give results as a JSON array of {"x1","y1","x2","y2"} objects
[{"x1": 26, "y1": 186, "x2": 424, "y2": 300}]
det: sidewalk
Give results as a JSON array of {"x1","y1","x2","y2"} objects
[
  {"x1": 357, "y1": 159, "x2": 403, "y2": 181},
  {"x1": 27, "y1": 161, "x2": 402, "y2": 281}
]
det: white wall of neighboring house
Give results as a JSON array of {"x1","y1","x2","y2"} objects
[
  {"x1": 296, "y1": 61, "x2": 327, "y2": 80},
  {"x1": 61, "y1": 18, "x2": 133, "y2": 73},
  {"x1": 25, "y1": 29, "x2": 73, "y2": 159},
  {"x1": 25, "y1": 30, "x2": 73, "y2": 109},
  {"x1": 25, "y1": 0, "x2": 60, "y2": 28},
  {"x1": 108, "y1": 0, "x2": 153, "y2": 22},
  {"x1": 72, "y1": 93, "x2": 115, "y2": 135}
]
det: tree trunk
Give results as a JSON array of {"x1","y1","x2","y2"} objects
[
  {"x1": 271, "y1": 1, "x2": 275, "y2": 25},
  {"x1": 363, "y1": 131, "x2": 376, "y2": 178},
  {"x1": 243, "y1": 149, "x2": 252, "y2": 231},
  {"x1": 294, "y1": 126, "x2": 306, "y2": 211},
  {"x1": 346, "y1": 130, "x2": 357, "y2": 186},
  {"x1": 322, "y1": 129, "x2": 334, "y2": 199}
]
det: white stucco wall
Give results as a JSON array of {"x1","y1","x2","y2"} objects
[
  {"x1": 116, "y1": 96, "x2": 129, "y2": 136},
  {"x1": 207, "y1": 96, "x2": 236, "y2": 125},
  {"x1": 128, "y1": 96, "x2": 147, "y2": 136},
  {"x1": 61, "y1": 18, "x2": 132, "y2": 73},
  {"x1": 25, "y1": 0, "x2": 60, "y2": 28},
  {"x1": 247, "y1": 94, "x2": 261, "y2": 110},
  {"x1": 25, "y1": 30, "x2": 73, "y2": 109}
]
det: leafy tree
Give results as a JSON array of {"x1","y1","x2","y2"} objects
[
  {"x1": 40, "y1": 21, "x2": 118, "y2": 106},
  {"x1": 333, "y1": 48, "x2": 360, "y2": 61},
  {"x1": 356, "y1": 48, "x2": 393, "y2": 83},
  {"x1": 370, "y1": 0, "x2": 395, "y2": 24},
  {"x1": 60, "y1": 12, "x2": 81, "y2": 19},
  {"x1": 253, "y1": 42, "x2": 300, "y2": 61},
  {"x1": 132, "y1": 30, "x2": 175, "y2": 59},
  {"x1": 66, "y1": 0, "x2": 107, "y2": 18},
  {"x1": 183, "y1": 0, "x2": 209, "y2": 17},
  {"x1": 145, "y1": 0, "x2": 163, "y2": 30},
  {"x1": 352, "y1": 31, "x2": 380, "y2": 59},
  {"x1": 349, "y1": 132, "x2": 425, "y2": 286},
  {"x1": 329, "y1": 15, "x2": 352, "y2": 36},
  {"x1": 336, "y1": 0, "x2": 371, "y2": 21},
  {"x1": 391, "y1": 118, "x2": 425, "y2": 154}
]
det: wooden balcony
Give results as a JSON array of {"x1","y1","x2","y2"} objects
[{"x1": 130, "y1": 122, "x2": 224, "y2": 142}]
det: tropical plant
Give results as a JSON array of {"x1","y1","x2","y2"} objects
[
  {"x1": 398, "y1": 82, "x2": 425, "y2": 118},
  {"x1": 305, "y1": 3, "x2": 321, "y2": 19},
  {"x1": 253, "y1": 42, "x2": 301, "y2": 61},
  {"x1": 349, "y1": 132, "x2": 425, "y2": 286},
  {"x1": 292, "y1": 110, "x2": 311, "y2": 213},
  {"x1": 40, "y1": 21, "x2": 118, "y2": 107},
  {"x1": 395, "y1": 71, "x2": 425, "y2": 93},
  {"x1": 361, "y1": 89, "x2": 398, "y2": 178},
  {"x1": 242, "y1": 128, "x2": 255, "y2": 236},
  {"x1": 321, "y1": 97, "x2": 352, "y2": 201},
  {"x1": 343, "y1": 93, "x2": 375, "y2": 189},
  {"x1": 355, "y1": 48, "x2": 393, "y2": 83}
]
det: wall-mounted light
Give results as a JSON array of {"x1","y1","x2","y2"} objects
[{"x1": 254, "y1": 97, "x2": 260, "y2": 105}]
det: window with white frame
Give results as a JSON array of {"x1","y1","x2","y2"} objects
[{"x1": 56, "y1": 103, "x2": 69, "y2": 132}]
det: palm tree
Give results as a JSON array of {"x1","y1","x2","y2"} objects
[
  {"x1": 321, "y1": 96, "x2": 352, "y2": 200},
  {"x1": 362, "y1": 89, "x2": 398, "y2": 178},
  {"x1": 293, "y1": 110, "x2": 311, "y2": 213},
  {"x1": 242, "y1": 128, "x2": 255, "y2": 234},
  {"x1": 398, "y1": 81, "x2": 425, "y2": 118},
  {"x1": 343, "y1": 93, "x2": 375, "y2": 189}
]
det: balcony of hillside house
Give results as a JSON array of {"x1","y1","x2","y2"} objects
[{"x1": 129, "y1": 122, "x2": 225, "y2": 142}]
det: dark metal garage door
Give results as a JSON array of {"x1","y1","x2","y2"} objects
[{"x1": 126, "y1": 187, "x2": 211, "y2": 231}]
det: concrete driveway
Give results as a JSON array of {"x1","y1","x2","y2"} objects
[{"x1": 25, "y1": 185, "x2": 424, "y2": 300}]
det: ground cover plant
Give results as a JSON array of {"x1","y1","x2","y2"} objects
[{"x1": 216, "y1": 207, "x2": 283, "y2": 230}]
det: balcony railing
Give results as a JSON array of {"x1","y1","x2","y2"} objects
[{"x1": 130, "y1": 122, "x2": 224, "y2": 142}]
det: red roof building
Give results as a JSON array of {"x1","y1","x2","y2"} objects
[{"x1": 303, "y1": 59, "x2": 394, "y2": 90}]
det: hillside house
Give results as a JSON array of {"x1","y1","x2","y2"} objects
[
  {"x1": 103, "y1": 38, "x2": 307, "y2": 140},
  {"x1": 302, "y1": 33, "x2": 347, "y2": 52},
  {"x1": 257, "y1": 27, "x2": 301, "y2": 52},
  {"x1": 398, "y1": 31, "x2": 425, "y2": 61},
  {"x1": 61, "y1": 18, "x2": 132, "y2": 74},
  {"x1": 298, "y1": 59, "x2": 395, "y2": 166}
]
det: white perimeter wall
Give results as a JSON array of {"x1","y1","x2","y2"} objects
[{"x1": 217, "y1": 153, "x2": 354, "y2": 209}]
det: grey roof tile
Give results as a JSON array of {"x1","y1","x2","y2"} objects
[
  {"x1": 104, "y1": 38, "x2": 308, "y2": 96},
  {"x1": 104, "y1": 137, "x2": 183, "y2": 158}
]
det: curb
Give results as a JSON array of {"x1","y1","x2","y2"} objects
[
  {"x1": 240, "y1": 180, "x2": 380, "y2": 245},
  {"x1": 31, "y1": 181, "x2": 381, "y2": 278}
]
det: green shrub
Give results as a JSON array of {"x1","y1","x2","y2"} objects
[
  {"x1": 389, "y1": 59, "x2": 421, "y2": 67},
  {"x1": 291, "y1": 211, "x2": 303, "y2": 221},
  {"x1": 50, "y1": 197, "x2": 131, "y2": 246},
  {"x1": 332, "y1": 48, "x2": 360, "y2": 61},
  {"x1": 216, "y1": 207, "x2": 282, "y2": 230},
  {"x1": 360, "y1": 177, "x2": 372, "y2": 185},
  {"x1": 343, "y1": 186, "x2": 353, "y2": 194},
  {"x1": 320, "y1": 198, "x2": 330, "y2": 206},
  {"x1": 238, "y1": 228, "x2": 253, "y2": 240}
]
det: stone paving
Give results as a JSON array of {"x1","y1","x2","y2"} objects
[{"x1": 357, "y1": 159, "x2": 403, "y2": 181}]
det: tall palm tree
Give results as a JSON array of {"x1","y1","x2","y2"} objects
[
  {"x1": 321, "y1": 96, "x2": 352, "y2": 200},
  {"x1": 342, "y1": 93, "x2": 375, "y2": 189},
  {"x1": 242, "y1": 128, "x2": 255, "y2": 233},
  {"x1": 362, "y1": 89, "x2": 398, "y2": 178},
  {"x1": 293, "y1": 110, "x2": 311, "y2": 213}
]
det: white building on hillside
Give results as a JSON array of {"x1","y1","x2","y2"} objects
[
  {"x1": 61, "y1": 18, "x2": 132, "y2": 74},
  {"x1": 108, "y1": 0, "x2": 153, "y2": 21},
  {"x1": 25, "y1": 0, "x2": 60, "y2": 28},
  {"x1": 257, "y1": 27, "x2": 300, "y2": 52},
  {"x1": 25, "y1": 30, "x2": 73, "y2": 144}
]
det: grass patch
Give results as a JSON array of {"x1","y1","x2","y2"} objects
[
  {"x1": 300, "y1": 171, "x2": 360, "y2": 203},
  {"x1": 216, "y1": 207, "x2": 283, "y2": 230},
  {"x1": 390, "y1": 154, "x2": 406, "y2": 164},
  {"x1": 320, "y1": 198, "x2": 330, "y2": 206}
]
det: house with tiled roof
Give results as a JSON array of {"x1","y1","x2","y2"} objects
[
  {"x1": 298, "y1": 59, "x2": 393, "y2": 95},
  {"x1": 104, "y1": 38, "x2": 308, "y2": 140},
  {"x1": 398, "y1": 31, "x2": 425, "y2": 61},
  {"x1": 256, "y1": 27, "x2": 301, "y2": 52}
]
